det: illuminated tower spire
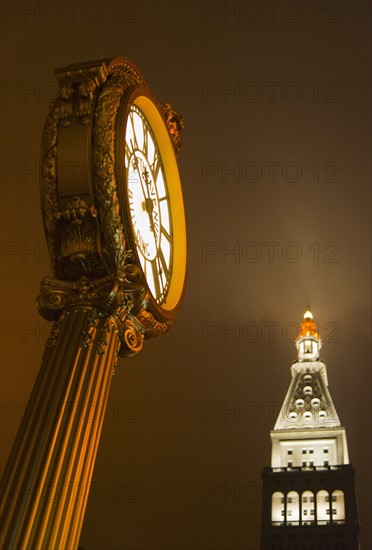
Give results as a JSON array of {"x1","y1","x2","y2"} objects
[
  {"x1": 273, "y1": 310, "x2": 341, "y2": 433},
  {"x1": 261, "y1": 309, "x2": 360, "y2": 550},
  {"x1": 296, "y1": 309, "x2": 321, "y2": 361}
]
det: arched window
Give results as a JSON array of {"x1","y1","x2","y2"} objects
[
  {"x1": 286, "y1": 491, "x2": 299, "y2": 525},
  {"x1": 301, "y1": 490, "x2": 315, "y2": 524},
  {"x1": 304, "y1": 340, "x2": 312, "y2": 353},
  {"x1": 316, "y1": 490, "x2": 329, "y2": 524},
  {"x1": 332, "y1": 490, "x2": 345, "y2": 522},
  {"x1": 271, "y1": 491, "x2": 285, "y2": 524}
]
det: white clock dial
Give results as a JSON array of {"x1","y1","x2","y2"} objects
[{"x1": 125, "y1": 105, "x2": 172, "y2": 304}]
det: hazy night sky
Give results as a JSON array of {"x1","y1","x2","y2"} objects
[{"x1": 1, "y1": 1, "x2": 371, "y2": 549}]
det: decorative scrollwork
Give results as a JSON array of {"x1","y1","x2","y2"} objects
[
  {"x1": 136, "y1": 309, "x2": 173, "y2": 339},
  {"x1": 161, "y1": 103, "x2": 184, "y2": 154},
  {"x1": 37, "y1": 284, "x2": 71, "y2": 321},
  {"x1": 37, "y1": 267, "x2": 171, "y2": 356},
  {"x1": 120, "y1": 320, "x2": 144, "y2": 357}
]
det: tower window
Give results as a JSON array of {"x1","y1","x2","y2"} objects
[
  {"x1": 303, "y1": 386, "x2": 313, "y2": 395},
  {"x1": 309, "y1": 449, "x2": 314, "y2": 454},
  {"x1": 304, "y1": 341, "x2": 312, "y2": 352},
  {"x1": 301, "y1": 491, "x2": 315, "y2": 524},
  {"x1": 317, "y1": 490, "x2": 329, "y2": 523},
  {"x1": 302, "y1": 449, "x2": 307, "y2": 454},
  {"x1": 324, "y1": 460, "x2": 329, "y2": 466},
  {"x1": 302, "y1": 461, "x2": 307, "y2": 467},
  {"x1": 288, "y1": 461, "x2": 293, "y2": 468},
  {"x1": 271, "y1": 492, "x2": 285, "y2": 523},
  {"x1": 332, "y1": 490, "x2": 345, "y2": 521},
  {"x1": 288, "y1": 449, "x2": 293, "y2": 455},
  {"x1": 324, "y1": 448, "x2": 329, "y2": 453}
]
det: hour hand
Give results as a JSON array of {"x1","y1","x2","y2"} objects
[{"x1": 143, "y1": 199, "x2": 157, "y2": 237}]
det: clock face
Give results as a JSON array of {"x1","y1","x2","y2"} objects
[{"x1": 124, "y1": 104, "x2": 172, "y2": 305}]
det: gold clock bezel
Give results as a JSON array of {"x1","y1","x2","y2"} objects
[{"x1": 116, "y1": 87, "x2": 187, "y2": 320}]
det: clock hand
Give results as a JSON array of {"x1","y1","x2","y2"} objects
[
  {"x1": 130, "y1": 144, "x2": 150, "y2": 203},
  {"x1": 141, "y1": 168, "x2": 158, "y2": 233},
  {"x1": 129, "y1": 150, "x2": 159, "y2": 245}
]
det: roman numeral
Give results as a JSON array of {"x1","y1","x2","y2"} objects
[
  {"x1": 153, "y1": 209, "x2": 159, "y2": 237},
  {"x1": 143, "y1": 125, "x2": 148, "y2": 155},
  {"x1": 151, "y1": 154, "x2": 160, "y2": 180},
  {"x1": 130, "y1": 112, "x2": 139, "y2": 150}
]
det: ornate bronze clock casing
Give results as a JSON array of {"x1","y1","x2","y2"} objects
[{"x1": 38, "y1": 57, "x2": 187, "y2": 356}]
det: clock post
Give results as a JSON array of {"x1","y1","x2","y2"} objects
[{"x1": 0, "y1": 58, "x2": 186, "y2": 549}]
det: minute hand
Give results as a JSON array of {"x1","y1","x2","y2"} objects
[
  {"x1": 142, "y1": 169, "x2": 158, "y2": 239},
  {"x1": 130, "y1": 147, "x2": 150, "y2": 203}
]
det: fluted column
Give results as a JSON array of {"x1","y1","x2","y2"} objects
[{"x1": 0, "y1": 302, "x2": 121, "y2": 549}]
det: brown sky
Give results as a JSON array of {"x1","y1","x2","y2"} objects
[{"x1": 1, "y1": 1, "x2": 371, "y2": 549}]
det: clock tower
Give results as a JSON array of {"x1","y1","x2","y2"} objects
[{"x1": 261, "y1": 310, "x2": 360, "y2": 549}]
